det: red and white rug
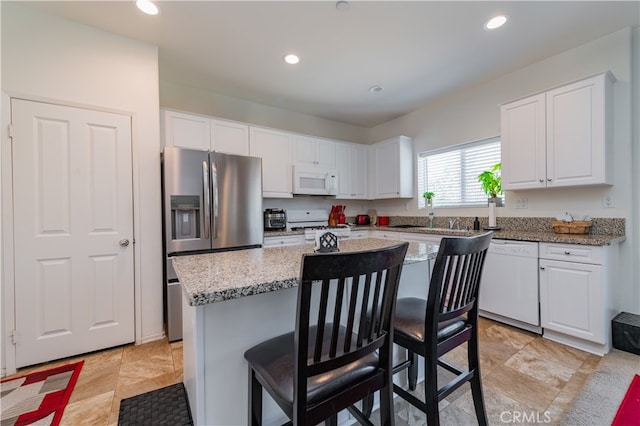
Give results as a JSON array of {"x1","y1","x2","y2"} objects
[
  {"x1": 612, "y1": 374, "x2": 640, "y2": 426},
  {"x1": 1, "y1": 361, "x2": 83, "y2": 426}
]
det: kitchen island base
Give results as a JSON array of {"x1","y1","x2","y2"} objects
[{"x1": 182, "y1": 256, "x2": 430, "y2": 425}]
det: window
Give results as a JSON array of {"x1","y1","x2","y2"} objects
[{"x1": 418, "y1": 137, "x2": 501, "y2": 209}]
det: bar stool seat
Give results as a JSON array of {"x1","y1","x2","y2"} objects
[
  {"x1": 394, "y1": 297, "x2": 467, "y2": 342},
  {"x1": 244, "y1": 325, "x2": 379, "y2": 409}
]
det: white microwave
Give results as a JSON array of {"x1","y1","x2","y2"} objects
[{"x1": 293, "y1": 167, "x2": 338, "y2": 196}]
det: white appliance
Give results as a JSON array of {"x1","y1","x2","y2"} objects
[
  {"x1": 479, "y1": 240, "x2": 541, "y2": 333},
  {"x1": 286, "y1": 209, "x2": 351, "y2": 240},
  {"x1": 292, "y1": 166, "x2": 338, "y2": 196}
]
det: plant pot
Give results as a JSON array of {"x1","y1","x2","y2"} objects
[{"x1": 488, "y1": 197, "x2": 503, "y2": 207}]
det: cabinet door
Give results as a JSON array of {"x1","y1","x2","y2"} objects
[
  {"x1": 351, "y1": 144, "x2": 369, "y2": 199},
  {"x1": 375, "y1": 140, "x2": 400, "y2": 198},
  {"x1": 162, "y1": 110, "x2": 210, "y2": 150},
  {"x1": 293, "y1": 136, "x2": 336, "y2": 169},
  {"x1": 546, "y1": 73, "x2": 612, "y2": 187},
  {"x1": 374, "y1": 136, "x2": 413, "y2": 199},
  {"x1": 293, "y1": 135, "x2": 317, "y2": 167},
  {"x1": 315, "y1": 139, "x2": 336, "y2": 169},
  {"x1": 539, "y1": 259, "x2": 604, "y2": 343},
  {"x1": 500, "y1": 94, "x2": 546, "y2": 190},
  {"x1": 211, "y1": 119, "x2": 249, "y2": 156},
  {"x1": 335, "y1": 143, "x2": 368, "y2": 199},
  {"x1": 335, "y1": 143, "x2": 353, "y2": 198},
  {"x1": 249, "y1": 127, "x2": 293, "y2": 198}
]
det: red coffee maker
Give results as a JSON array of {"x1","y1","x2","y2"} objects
[{"x1": 329, "y1": 205, "x2": 346, "y2": 226}]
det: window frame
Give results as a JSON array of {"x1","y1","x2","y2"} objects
[{"x1": 417, "y1": 136, "x2": 501, "y2": 209}]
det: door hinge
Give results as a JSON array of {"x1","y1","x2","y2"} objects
[
  {"x1": 8, "y1": 124, "x2": 13, "y2": 139},
  {"x1": 10, "y1": 330, "x2": 17, "y2": 345}
]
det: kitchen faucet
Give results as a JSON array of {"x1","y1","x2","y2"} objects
[{"x1": 449, "y1": 217, "x2": 460, "y2": 230}]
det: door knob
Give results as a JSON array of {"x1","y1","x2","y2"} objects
[{"x1": 119, "y1": 238, "x2": 130, "y2": 247}]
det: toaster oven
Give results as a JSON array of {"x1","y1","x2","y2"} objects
[{"x1": 264, "y1": 209, "x2": 287, "y2": 230}]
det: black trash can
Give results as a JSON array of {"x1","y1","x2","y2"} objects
[{"x1": 612, "y1": 312, "x2": 640, "y2": 355}]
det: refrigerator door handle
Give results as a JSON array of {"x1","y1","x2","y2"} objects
[
  {"x1": 202, "y1": 160, "x2": 210, "y2": 239},
  {"x1": 211, "y1": 160, "x2": 219, "y2": 239}
]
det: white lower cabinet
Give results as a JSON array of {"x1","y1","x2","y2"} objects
[
  {"x1": 263, "y1": 235, "x2": 304, "y2": 247},
  {"x1": 349, "y1": 230, "x2": 369, "y2": 239},
  {"x1": 539, "y1": 242, "x2": 617, "y2": 355}
]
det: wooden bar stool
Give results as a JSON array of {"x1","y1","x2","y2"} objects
[
  {"x1": 391, "y1": 232, "x2": 492, "y2": 426},
  {"x1": 244, "y1": 242, "x2": 409, "y2": 425}
]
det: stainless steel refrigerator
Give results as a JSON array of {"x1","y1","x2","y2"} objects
[{"x1": 162, "y1": 147, "x2": 263, "y2": 340}]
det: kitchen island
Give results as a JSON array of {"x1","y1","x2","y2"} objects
[{"x1": 173, "y1": 238, "x2": 439, "y2": 426}]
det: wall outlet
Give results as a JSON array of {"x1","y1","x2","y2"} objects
[
  {"x1": 515, "y1": 198, "x2": 528, "y2": 209},
  {"x1": 603, "y1": 194, "x2": 614, "y2": 208}
]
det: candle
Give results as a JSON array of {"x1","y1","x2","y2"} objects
[{"x1": 488, "y1": 201, "x2": 497, "y2": 228}]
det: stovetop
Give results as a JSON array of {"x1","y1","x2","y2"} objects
[{"x1": 291, "y1": 224, "x2": 350, "y2": 231}]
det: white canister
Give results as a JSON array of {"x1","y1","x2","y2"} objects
[{"x1": 488, "y1": 201, "x2": 497, "y2": 228}]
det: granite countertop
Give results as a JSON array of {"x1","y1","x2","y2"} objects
[
  {"x1": 265, "y1": 224, "x2": 625, "y2": 246},
  {"x1": 372, "y1": 227, "x2": 625, "y2": 246},
  {"x1": 173, "y1": 238, "x2": 438, "y2": 307}
]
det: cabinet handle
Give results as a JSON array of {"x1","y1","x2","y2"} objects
[
  {"x1": 539, "y1": 179, "x2": 544, "y2": 183},
  {"x1": 564, "y1": 250, "x2": 571, "y2": 255},
  {"x1": 540, "y1": 266, "x2": 545, "y2": 270},
  {"x1": 547, "y1": 178, "x2": 552, "y2": 181}
]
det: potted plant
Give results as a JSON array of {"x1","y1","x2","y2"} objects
[
  {"x1": 422, "y1": 191, "x2": 435, "y2": 207},
  {"x1": 477, "y1": 163, "x2": 503, "y2": 206}
]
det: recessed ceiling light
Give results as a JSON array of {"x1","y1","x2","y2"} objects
[
  {"x1": 136, "y1": 0, "x2": 159, "y2": 16},
  {"x1": 484, "y1": 15, "x2": 507, "y2": 30},
  {"x1": 336, "y1": 1, "x2": 350, "y2": 11},
  {"x1": 369, "y1": 85, "x2": 384, "y2": 94},
  {"x1": 283, "y1": 54, "x2": 300, "y2": 65}
]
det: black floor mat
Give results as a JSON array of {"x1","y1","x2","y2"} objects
[{"x1": 118, "y1": 383, "x2": 193, "y2": 426}]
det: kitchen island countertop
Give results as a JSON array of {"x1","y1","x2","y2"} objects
[{"x1": 173, "y1": 237, "x2": 439, "y2": 307}]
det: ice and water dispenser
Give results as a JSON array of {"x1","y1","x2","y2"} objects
[{"x1": 170, "y1": 195, "x2": 200, "y2": 241}]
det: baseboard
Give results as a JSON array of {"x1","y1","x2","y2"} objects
[
  {"x1": 542, "y1": 329, "x2": 609, "y2": 356},
  {"x1": 479, "y1": 310, "x2": 542, "y2": 334},
  {"x1": 139, "y1": 331, "x2": 166, "y2": 345}
]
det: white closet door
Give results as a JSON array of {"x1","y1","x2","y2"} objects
[{"x1": 12, "y1": 99, "x2": 135, "y2": 368}]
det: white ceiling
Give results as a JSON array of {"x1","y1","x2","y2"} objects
[{"x1": 19, "y1": 1, "x2": 640, "y2": 128}]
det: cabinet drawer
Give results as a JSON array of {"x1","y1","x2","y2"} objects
[
  {"x1": 539, "y1": 243, "x2": 602, "y2": 265},
  {"x1": 349, "y1": 231, "x2": 369, "y2": 240},
  {"x1": 263, "y1": 235, "x2": 303, "y2": 247}
]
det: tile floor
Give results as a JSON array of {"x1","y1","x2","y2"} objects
[{"x1": 3, "y1": 318, "x2": 599, "y2": 425}]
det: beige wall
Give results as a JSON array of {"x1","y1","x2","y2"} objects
[
  {"x1": 1, "y1": 3, "x2": 164, "y2": 373},
  {"x1": 160, "y1": 80, "x2": 368, "y2": 143}
]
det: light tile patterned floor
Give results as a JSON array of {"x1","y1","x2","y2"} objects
[{"x1": 3, "y1": 318, "x2": 599, "y2": 425}]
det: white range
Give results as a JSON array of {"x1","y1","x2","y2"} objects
[{"x1": 286, "y1": 209, "x2": 351, "y2": 241}]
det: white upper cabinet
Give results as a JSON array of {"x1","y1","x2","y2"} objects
[
  {"x1": 162, "y1": 109, "x2": 210, "y2": 150},
  {"x1": 162, "y1": 109, "x2": 249, "y2": 156},
  {"x1": 335, "y1": 142, "x2": 368, "y2": 199},
  {"x1": 210, "y1": 119, "x2": 249, "y2": 156},
  {"x1": 249, "y1": 126, "x2": 293, "y2": 198},
  {"x1": 293, "y1": 135, "x2": 336, "y2": 169},
  {"x1": 373, "y1": 136, "x2": 414, "y2": 199},
  {"x1": 500, "y1": 94, "x2": 546, "y2": 189},
  {"x1": 501, "y1": 72, "x2": 614, "y2": 190}
]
